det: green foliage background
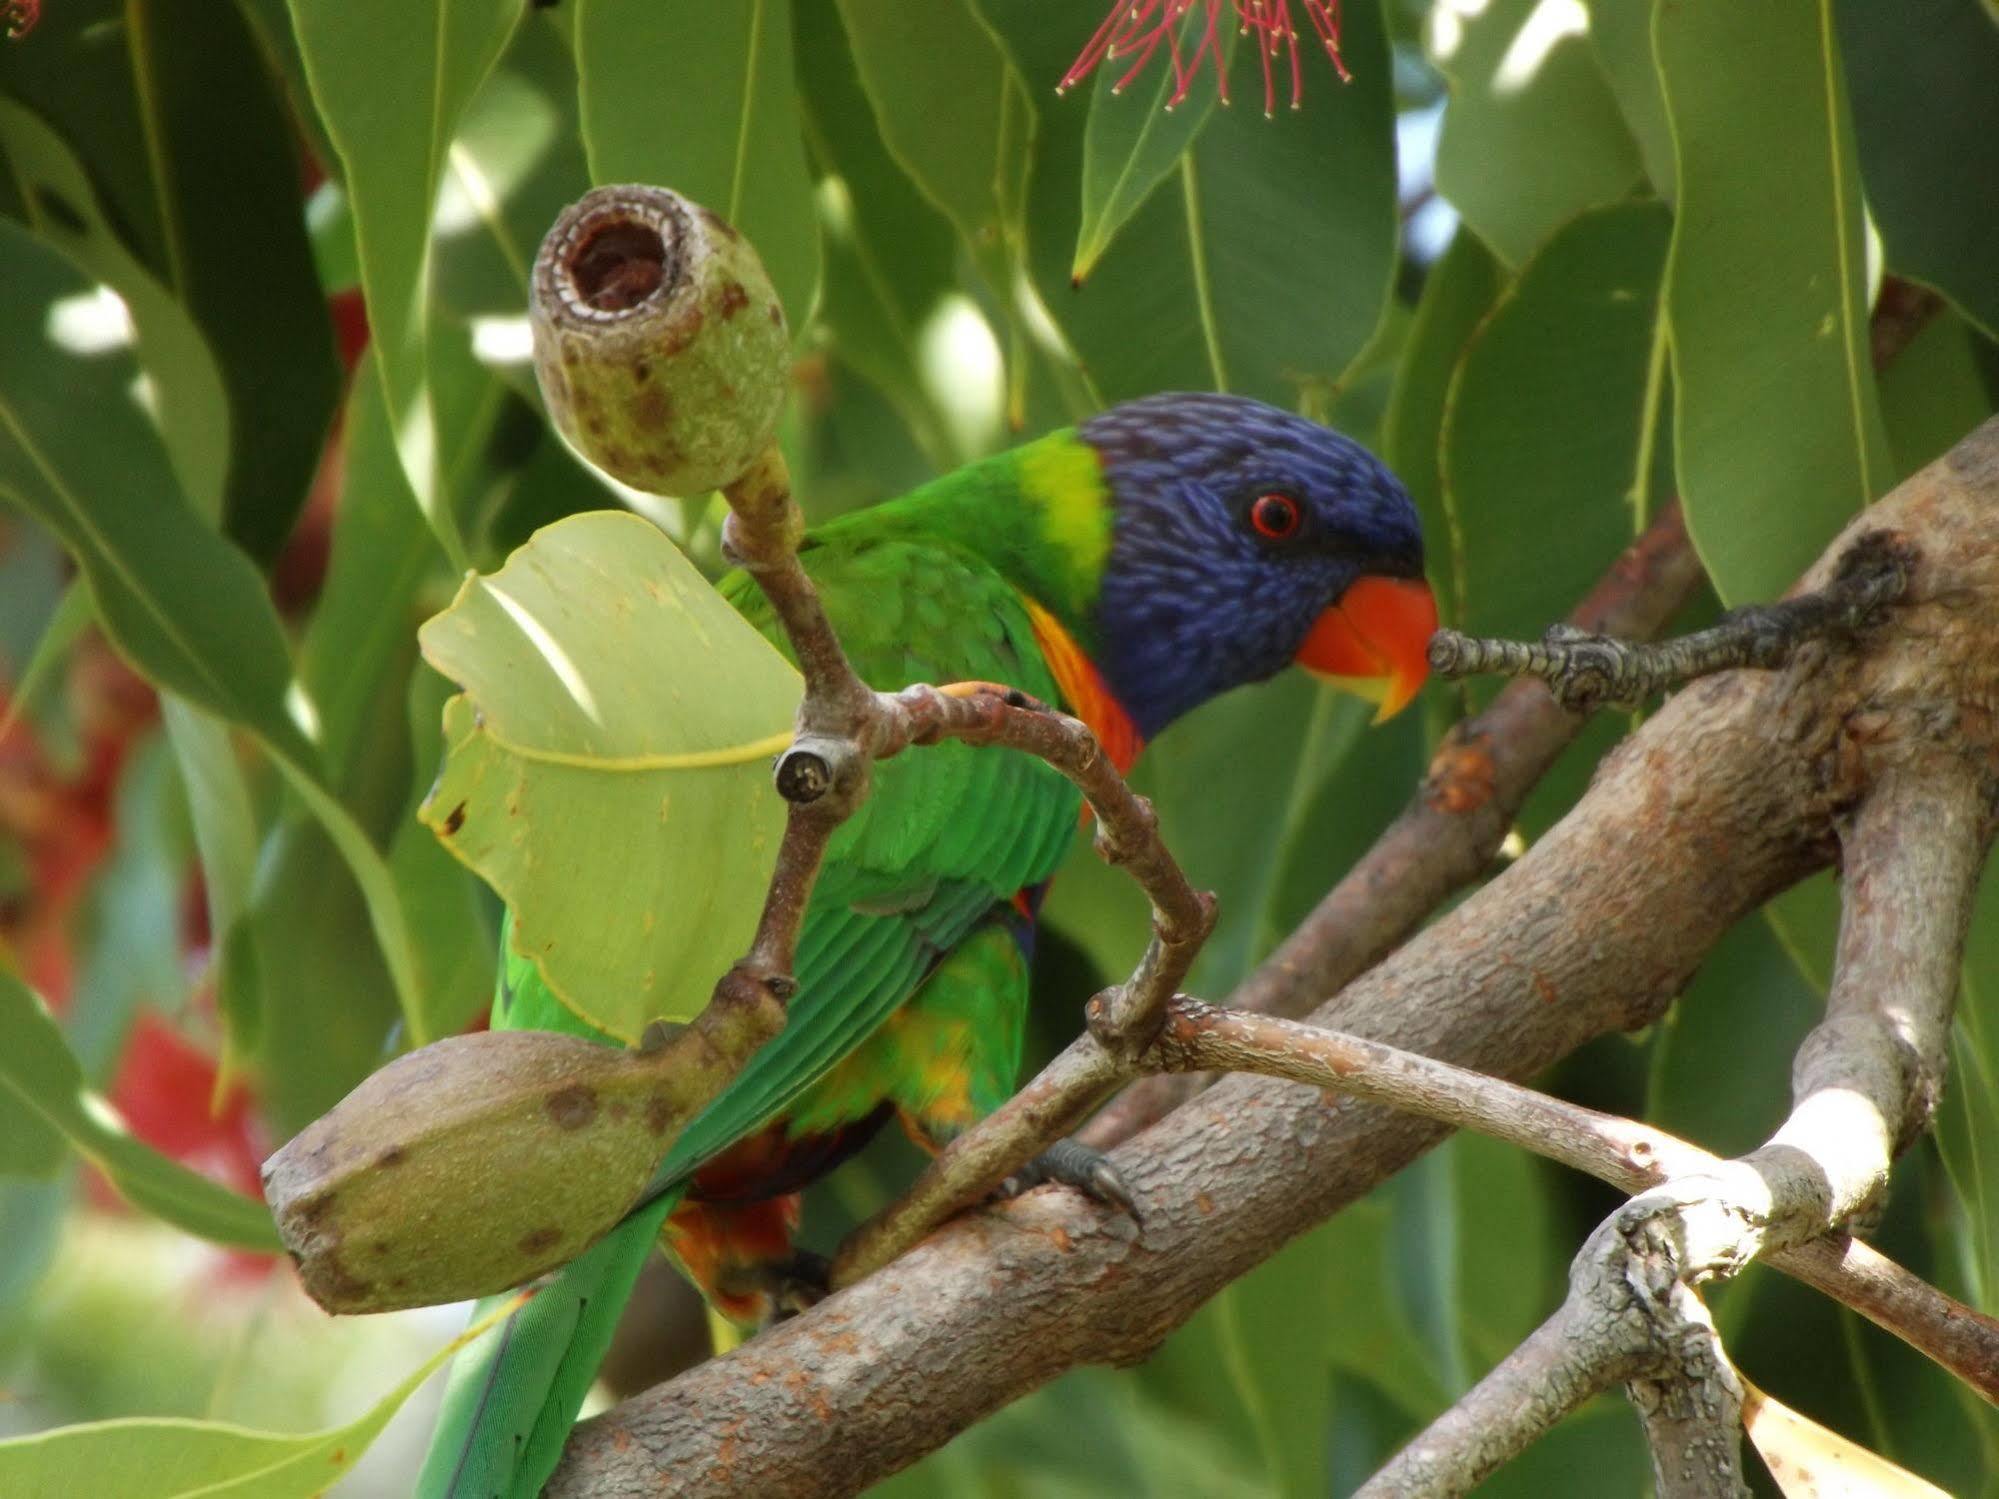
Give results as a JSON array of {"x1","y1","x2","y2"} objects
[{"x1": 0, "y1": 0, "x2": 1995, "y2": 1492}]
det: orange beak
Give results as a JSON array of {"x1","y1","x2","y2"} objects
[{"x1": 1294, "y1": 575, "x2": 1438, "y2": 722}]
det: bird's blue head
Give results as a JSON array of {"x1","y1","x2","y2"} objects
[{"x1": 1081, "y1": 392, "x2": 1435, "y2": 739}]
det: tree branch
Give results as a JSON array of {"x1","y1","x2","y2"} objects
[{"x1": 551, "y1": 421, "x2": 1999, "y2": 1498}]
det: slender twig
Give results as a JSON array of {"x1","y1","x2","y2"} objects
[
  {"x1": 1427, "y1": 530, "x2": 1913, "y2": 714},
  {"x1": 1153, "y1": 1001, "x2": 1999, "y2": 1399}
]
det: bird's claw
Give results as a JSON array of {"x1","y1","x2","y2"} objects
[
  {"x1": 719, "y1": 1250, "x2": 831, "y2": 1325},
  {"x1": 996, "y1": 1138, "x2": 1139, "y2": 1221}
]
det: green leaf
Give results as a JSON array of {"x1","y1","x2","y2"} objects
[
  {"x1": 1442, "y1": 202, "x2": 1672, "y2": 644},
  {"x1": 431, "y1": 19, "x2": 589, "y2": 326},
  {"x1": 0, "y1": 969, "x2": 278, "y2": 1251},
  {"x1": 1584, "y1": 0, "x2": 1674, "y2": 200},
  {"x1": 1939, "y1": 871, "x2": 1999, "y2": 1311},
  {"x1": 0, "y1": 219, "x2": 433, "y2": 1045},
  {"x1": 0, "y1": 96, "x2": 233, "y2": 522},
  {"x1": 1381, "y1": 227, "x2": 1505, "y2": 629},
  {"x1": 576, "y1": 0, "x2": 820, "y2": 332},
  {"x1": 1835, "y1": 0, "x2": 1999, "y2": 341},
  {"x1": 1427, "y1": 0, "x2": 1642, "y2": 266},
  {"x1": 122, "y1": 0, "x2": 342, "y2": 561},
  {"x1": 0, "y1": 1294, "x2": 521, "y2": 1497},
  {"x1": 0, "y1": 1174, "x2": 71, "y2": 1315},
  {"x1": 287, "y1": 0, "x2": 520, "y2": 568},
  {"x1": 0, "y1": 220, "x2": 311, "y2": 763},
  {"x1": 0, "y1": 0, "x2": 171, "y2": 277},
  {"x1": 1386, "y1": 1150, "x2": 1468, "y2": 1395},
  {"x1": 1072, "y1": 10, "x2": 1230, "y2": 280},
  {"x1": 1657, "y1": 0, "x2": 1895, "y2": 605},
  {"x1": 417, "y1": 511, "x2": 800, "y2": 1042},
  {"x1": 833, "y1": 0, "x2": 1021, "y2": 250},
  {"x1": 1021, "y1": 0, "x2": 1397, "y2": 406},
  {"x1": 1877, "y1": 308, "x2": 1999, "y2": 482},
  {"x1": 797, "y1": 0, "x2": 960, "y2": 465}
]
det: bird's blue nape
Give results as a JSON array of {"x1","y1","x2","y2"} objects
[{"x1": 1080, "y1": 393, "x2": 1424, "y2": 738}]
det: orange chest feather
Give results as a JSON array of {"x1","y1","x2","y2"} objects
[{"x1": 1023, "y1": 598, "x2": 1143, "y2": 776}]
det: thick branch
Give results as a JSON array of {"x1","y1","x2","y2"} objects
[{"x1": 1374, "y1": 654, "x2": 1997, "y2": 1491}]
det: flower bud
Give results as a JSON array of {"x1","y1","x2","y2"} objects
[
  {"x1": 530, "y1": 183, "x2": 789, "y2": 497},
  {"x1": 262, "y1": 1029, "x2": 690, "y2": 1312}
]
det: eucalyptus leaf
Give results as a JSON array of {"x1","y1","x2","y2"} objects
[
  {"x1": 0, "y1": 1294, "x2": 522, "y2": 1497},
  {"x1": 1022, "y1": 0, "x2": 1396, "y2": 406},
  {"x1": 417, "y1": 511, "x2": 800, "y2": 1041},
  {"x1": 0, "y1": 218, "x2": 432, "y2": 1045},
  {"x1": 797, "y1": 0, "x2": 960, "y2": 465},
  {"x1": 0, "y1": 968, "x2": 278, "y2": 1251},
  {"x1": 833, "y1": 0, "x2": 1021, "y2": 250},
  {"x1": 1442, "y1": 201, "x2": 1671, "y2": 646},
  {"x1": 1657, "y1": 0, "x2": 1894, "y2": 605},
  {"x1": 1427, "y1": 0, "x2": 1642, "y2": 267},
  {"x1": 1072, "y1": 9, "x2": 1231, "y2": 280},
  {"x1": 120, "y1": 0, "x2": 340, "y2": 561},
  {"x1": 1835, "y1": 0, "x2": 1999, "y2": 341},
  {"x1": 287, "y1": 0, "x2": 520, "y2": 568},
  {"x1": 576, "y1": 0, "x2": 820, "y2": 332}
]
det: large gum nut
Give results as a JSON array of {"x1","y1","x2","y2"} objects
[{"x1": 530, "y1": 184, "x2": 789, "y2": 497}]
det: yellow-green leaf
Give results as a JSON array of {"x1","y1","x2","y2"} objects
[
  {"x1": 418, "y1": 511, "x2": 800, "y2": 1042},
  {"x1": 1743, "y1": 1376, "x2": 1952, "y2": 1498},
  {"x1": 0, "y1": 1294, "x2": 524, "y2": 1498}
]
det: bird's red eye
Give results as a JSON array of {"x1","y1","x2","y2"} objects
[{"x1": 1250, "y1": 492, "x2": 1301, "y2": 540}]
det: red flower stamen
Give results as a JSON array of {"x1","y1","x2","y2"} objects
[
  {"x1": 1059, "y1": 0, "x2": 1348, "y2": 114},
  {"x1": 3, "y1": 0, "x2": 40, "y2": 39}
]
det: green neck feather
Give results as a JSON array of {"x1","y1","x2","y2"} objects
[{"x1": 809, "y1": 429, "x2": 1112, "y2": 647}]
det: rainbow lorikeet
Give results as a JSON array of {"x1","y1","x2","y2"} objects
[{"x1": 416, "y1": 392, "x2": 1435, "y2": 1497}]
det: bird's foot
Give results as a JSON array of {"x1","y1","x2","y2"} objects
[
  {"x1": 718, "y1": 1249, "x2": 831, "y2": 1325},
  {"x1": 996, "y1": 1138, "x2": 1139, "y2": 1221}
]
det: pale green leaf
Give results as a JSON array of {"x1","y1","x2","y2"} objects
[
  {"x1": 1428, "y1": 0, "x2": 1642, "y2": 266},
  {"x1": 0, "y1": 969, "x2": 278, "y2": 1250},
  {"x1": 833, "y1": 0, "x2": 1020, "y2": 248},
  {"x1": 1657, "y1": 0, "x2": 1895, "y2": 604},
  {"x1": 417, "y1": 511, "x2": 800, "y2": 1042},
  {"x1": 0, "y1": 1294, "x2": 524, "y2": 1497}
]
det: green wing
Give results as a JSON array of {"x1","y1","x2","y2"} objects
[{"x1": 644, "y1": 533, "x2": 1080, "y2": 1187}]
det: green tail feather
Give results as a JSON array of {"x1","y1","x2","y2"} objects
[{"x1": 416, "y1": 1190, "x2": 682, "y2": 1499}]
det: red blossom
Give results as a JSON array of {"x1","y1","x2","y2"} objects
[
  {"x1": 2, "y1": 0, "x2": 38, "y2": 39},
  {"x1": 1060, "y1": 0, "x2": 1350, "y2": 115}
]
